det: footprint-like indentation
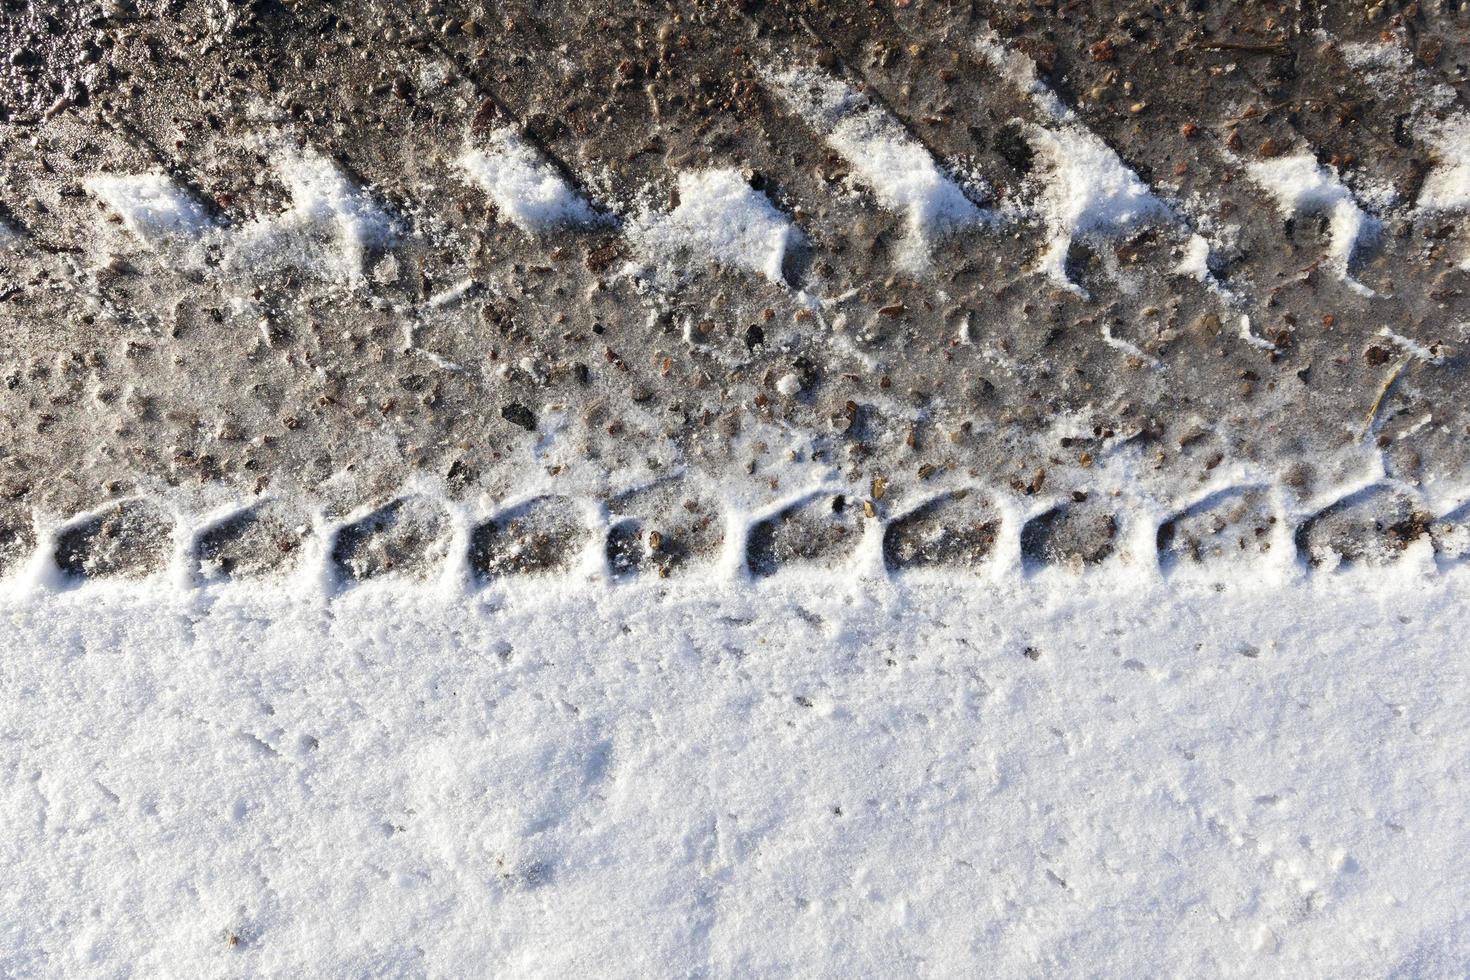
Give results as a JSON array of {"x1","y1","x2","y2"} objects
[
  {"x1": 196, "y1": 500, "x2": 311, "y2": 581},
  {"x1": 0, "y1": 506, "x2": 36, "y2": 579},
  {"x1": 606, "y1": 485, "x2": 723, "y2": 579},
  {"x1": 54, "y1": 500, "x2": 174, "y2": 580},
  {"x1": 470, "y1": 496, "x2": 587, "y2": 580},
  {"x1": 1021, "y1": 497, "x2": 1117, "y2": 571},
  {"x1": 747, "y1": 494, "x2": 864, "y2": 578},
  {"x1": 1296, "y1": 485, "x2": 1431, "y2": 567},
  {"x1": 330, "y1": 495, "x2": 451, "y2": 582},
  {"x1": 883, "y1": 490, "x2": 1001, "y2": 571},
  {"x1": 1158, "y1": 488, "x2": 1275, "y2": 569}
]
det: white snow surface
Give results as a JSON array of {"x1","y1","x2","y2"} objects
[
  {"x1": 3, "y1": 567, "x2": 1470, "y2": 977},
  {"x1": 1246, "y1": 154, "x2": 1377, "y2": 294},
  {"x1": 975, "y1": 30, "x2": 1070, "y2": 122},
  {"x1": 630, "y1": 168, "x2": 799, "y2": 284},
  {"x1": 459, "y1": 128, "x2": 598, "y2": 234},
  {"x1": 766, "y1": 65, "x2": 982, "y2": 265},
  {"x1": 84, "y1": 173, "x2": 213, "y2": 247},
  {"x1": 82, "y1": 151, "x2": 393, "y2": 284}
]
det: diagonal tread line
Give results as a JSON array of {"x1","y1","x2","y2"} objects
[
  {"x1": 404, "y1": 13, "x2": 606, "y2": 218},
  {"x1": 743, "y1": 1, "x2": 989, "y2": 213}
]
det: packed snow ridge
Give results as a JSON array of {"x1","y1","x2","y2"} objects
[
  {"x1": 1416, "y1": 113, "x2": 1470, "y2": 268},
  {"x1": 231, "y1": 146, "x2": 395, "y2": 284},
  {"x1": 84, "y1": 172, "x2": 213, "y2": 247},
  {"x1": 459, "y1": 128, "x2": 598, "y2": 234},
  {"x1": 765, "y1": 64, "x2": 983, "y2": 267},
  {"x1": 974, "y1": 31, "x2": 1171, "y2": 292},
  {"x1": 629, "y1": 168, "x2": 799, "y2": 285},
  {"x1": 86, "y1": 147, "x2": 394, "y2": 284},
  {"x1": 1027, "y1": 126, "x2": 1170, "y2": 291},
  {"x1": 1246, "y1": 153, "x2": 1377, "y2": 295}
]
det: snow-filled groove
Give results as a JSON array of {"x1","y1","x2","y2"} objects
[
  {"x1": 69, "y1": 86, "x2": 1434, "y2": 298},
  {"x1": 0, "y1": 475, "x2": 1462, "y2": 592}
]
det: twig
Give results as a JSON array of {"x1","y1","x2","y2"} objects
[
  {"x1": 1362, "y1": 357, "x2": 1409, "y2": 441},
  {"x1": 1191, "y1": 41, "x2": 1289, "y2": 55}
]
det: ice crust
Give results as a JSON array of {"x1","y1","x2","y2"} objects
[
  {"x1": 459, "y1": 128, "x2": 598, "y2": 234},
  {"x1": 766, "y1": 65, "x2": 983, "y2": 266},
  {"x1": 1, "y1": 568, "x2": 1468, "y2": 976},
  {"x1": 630, "y1": 168, "x2": 799, "y2": 284}
]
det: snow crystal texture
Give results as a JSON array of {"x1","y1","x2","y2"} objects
[
  {"x1": 1029, "y1": 125, "x2": 1169, "y2": 287},
  {"x1": 766, "y1": 65, "x2": 981, "y2": 265},
  {"x1": 84, "y1": 173, "x2": 212, "y2": 247},
  {"x1": 1, "y1": 570, "x2": 1469, "y2": 976},
  {"x1": 229, "y1": 147, "x2": 395, "y2": 284},
  {"x1": 459, "y1": 128, "x2": 598, "y2": 234},
  {"x1": 1247, "y1": 154, "x2": 1377, "y2": 293},
  {"x1": 631, "y1": 168, "x2": 798, "y2": 285}
]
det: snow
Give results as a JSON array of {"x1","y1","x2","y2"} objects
[
  {"x1": 975, "y1": 30, "x2": 1070, "y2": 122},
  {"x1": 1175, "y1": 233, "x2": 1213, "y2": 281},
  {"x1": 0, "y1": 220, "x2": 20, "y2": 249},
  {"x1": 766, "y1": 65, "x2": 983, "y2": 266},
  {"x1": 459, "y1": 128, "x2": 598, "y2": 234},
  {"x1": 84, "y1": 173, "x2": 212, "y2": 247},
  {"x1": 1377, "y1": 326, "x2": 1444, "y2": 364},
  {"x1": 83, "y1": 148, "x2": 394, "y2": 284},
  {"x1": 1028, "y1": 125, "x2": 1170, "y2": 291},
  {"x1": 1415, "y1": 115, "x2": 1470, "y2": 267},
  {"x1": 2, "y1": 566, "x2": 1469, "y2": 976},
  {"x1": 973, "y1": 33, "x2": 1170, "y2": 292},
  {"x1": 229, "y1": 146, "x2": 394, "y2": 284},
  {"x1": 1418, "y1": 116, "x2": 1470, "y2": 212},
  {"x1": 1339, "y1": 39, "x2": 1414, "y2": 86},
  {"x1": 1246, "y1": 154, "x2": 1377, "y2": 295},
  {"x1": 629, "y1": 168, "x2": 799, "y2": 285}
]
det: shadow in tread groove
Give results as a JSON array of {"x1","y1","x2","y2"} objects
[
  {"x1": 54, "y1": 500, "x2": 174, "y2": 580},
  {"x1": 470, "y1": 496, "x2": 587, "y2": 580},
  {"x1": 1158, "y1": 487, "x2": 1275, "y2": 570},
  {"x1": 748, "y1": 494, "x2": 863, "y2": 579},
  {"x1": 331, "y1": 495, "x2": 452, "y2": 582},
  {"x1": 1021, "y1": 497, "x2": 1117, "y2": 572},
  {"x1": 197, "y1": 500, "x2": 312, "y2": 581},
  {"x1": 1295, "y1": 485, "x2": 1431, "y2": 568},
  {"x1": 884, "y1": 490, "x2": 1000, "y2": 571},
  {"x1": 606, "y1": 484, "x2": 723, "y2": 579}
]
